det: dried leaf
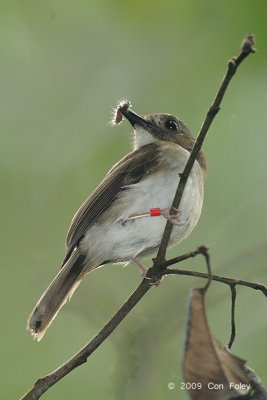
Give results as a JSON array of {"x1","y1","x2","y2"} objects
[{"x1": 183, "y1": 288, "x2": 251, "y2": 400}]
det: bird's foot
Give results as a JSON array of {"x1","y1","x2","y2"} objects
[
  {"x1": 161, "y1": 207, "x2": 182, "y2": 225},
  {"x1": 129, "y1": 258, "x2": 163, "y2": 286}
]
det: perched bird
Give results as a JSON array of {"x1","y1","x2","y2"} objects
[{"x1": 27, "y1": 101, "x2": 207, "y2": 341}]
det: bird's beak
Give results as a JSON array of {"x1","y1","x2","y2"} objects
[{"x1": 119, "y1": 106, "x2": 152, "y2": 129}]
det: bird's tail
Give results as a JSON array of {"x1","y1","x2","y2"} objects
[{"x1": 27, "y1": 248, "x2": 90, "y2": 341}]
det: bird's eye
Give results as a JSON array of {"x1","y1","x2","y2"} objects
[{"x1": 165, "y1": 119, "x2": 179, "y2": 131}]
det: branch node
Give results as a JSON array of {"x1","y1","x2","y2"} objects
[
  {"x1": 209, "y1": 105, "x2": 220, "y2": 116},
  {"x1": 36, "y1": 378, "x2": 45, "y2": 386},
  {"x1": 228, "y1": 58, "x2": 237, "y2": 72}
]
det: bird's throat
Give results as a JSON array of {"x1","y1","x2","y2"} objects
[{"x1": 134, "y1": 129, "x2": 157, "y2": 150}]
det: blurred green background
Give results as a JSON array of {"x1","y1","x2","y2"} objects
[{"x1": 1, "y1": 1, "x2": 266, "y2": 399}]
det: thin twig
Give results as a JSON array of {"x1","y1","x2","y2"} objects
[
  {"x1": 154, "y1": 33, "x2": 256, "y2": 266},
  {"x1": 228, "y1": 284, "x2": 237, "y2": 348},
  {"x1": 20, "y1": 34, "x2": 256, "y2": 400},
  {"x1": 200, "y1": 246, "x2": 212, "y2": 291},
  {"x1": 157, "y1": 245, "x2": 205, "y2": 269},
  {"x1": 164, "y1": 269, "x2": 267, "y2": 297}
]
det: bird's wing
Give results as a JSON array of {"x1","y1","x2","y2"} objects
[{"x1": 63, "y1": 142, "x2": 163, "y2": 264}]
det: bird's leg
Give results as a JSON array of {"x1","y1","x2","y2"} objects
[
  {"x1": 127, "y1": 208, "x2": 184, "y2": 225},
  {"x1": 127, "y1": 211, "x2": 151, "y2": 221},
  {"x1": 129, "y1": 257, "x2": 148, "y2": 277}
]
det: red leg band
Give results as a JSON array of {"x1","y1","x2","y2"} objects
[{"x1": 150, "y1": 208, "x2": 161, "y2": 217}]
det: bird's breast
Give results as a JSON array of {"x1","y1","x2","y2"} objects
[{"x1": 81, "y1": 146, "x2": 205, "y2": 264}]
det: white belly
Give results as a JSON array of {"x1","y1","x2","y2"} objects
[{"x1": 81, "y1": 157, "x2": 204, "y2": 266}]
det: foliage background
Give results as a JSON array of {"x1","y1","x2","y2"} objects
[{"x1": 1, "y1": 1, "x2": 266, "y2": 399}]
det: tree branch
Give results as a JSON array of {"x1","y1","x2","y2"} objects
[
  {"x1": 22, "y1": 279, "x2": 152, "y2": 400},
  {"x1": 153, "y1": 33, "x2": 256, "y2": 266},
  {"x1": 163, "y1": 268, "x2": 267, "y2": 297},
  {"x1": 228, "y1": 284, "x2": 237, "y2": 349},
  {"x1": 20, "y1": 33, "x2": 256, "y2": 400}
]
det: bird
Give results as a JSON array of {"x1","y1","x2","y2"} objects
[{"x1": 27, "y1": 101, "x2": 207, "y2": 341}]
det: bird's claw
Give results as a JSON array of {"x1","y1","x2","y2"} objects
[
  {"x1": 144, "y1": 275, "x2": 164, "y2": 286},
  {"x1": 161, "y1": 207, "x2": 182, "y2": 225}
]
